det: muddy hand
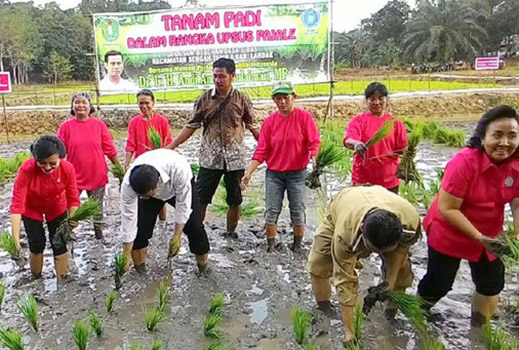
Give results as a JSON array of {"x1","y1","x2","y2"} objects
[
  {"x1": 481, "y1": 236, "x2": 508, "y2": 257},
  {"x1": 168, "y1": 234, "x2": 182, "y2": 262},
  {"x1": 354, "y1": 142, "x2": 368, "y2": 158},
  {"x1": 363, "y1": 281, "x2": 389, "y2": 315}
]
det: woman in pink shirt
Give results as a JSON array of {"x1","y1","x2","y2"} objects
[
  {"x1": 242, "y1": 82, "x2": 320, "y2": 252},
  {"x1": 58, "y1": 92, "x2": 120, "y2": 239},
  {"x1": 344, "y1": 82, "x2": 407, "y2": 193},
  {"x1": 125, "y1": 89, "x2": 173, "y2": 221},
  {"x1": 418, "y1": 105, "x2": 519, "y2": 327}
]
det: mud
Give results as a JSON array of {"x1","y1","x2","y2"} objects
[{"x1": 0, "y1": 124, "x2": 518, "y2": 350}]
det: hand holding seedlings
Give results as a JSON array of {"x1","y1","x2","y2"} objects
[
  {"x1": 480, "y1": 235, "x2": 508, "y2": 257},
  {"x1": 0, "y1": 233, "x2": 23, "y2": 265},
  {"x1": 363, "y1": 281, "x2": 389, "y2": 315},
  {"x1": 168, "y1": 233, "x2": 182, "y2": 261},
  {"x1": 353, "y1": 142, "x2": 368, "y2": 158}
]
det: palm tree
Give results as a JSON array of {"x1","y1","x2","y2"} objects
[{"x1": 403, "y1": 0, "x2": 487, "y2": 63}]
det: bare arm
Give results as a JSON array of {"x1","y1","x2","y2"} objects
[
  {"x1": 109, "y1": 156, "x2": 120, "y2": 167},
  {"x1": 250, "y1": 127, "x2": 260, "y2": 141},
  {"x1": 167, "y1": 127, "x2": 196, "y2": 150},
  {"x1": 124, "y1": 152, "x2": 134, "y2": 169},
  {"x1": 241, "y1": 160, "x2": 261, "y2": 190},
  {"x1": 11, "y1": 214, "x2": 22, "y2": 249}
]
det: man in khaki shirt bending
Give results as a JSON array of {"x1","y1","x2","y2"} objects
[{"x1": 307, "y1": 185, "x2": 421, "y2": 346}]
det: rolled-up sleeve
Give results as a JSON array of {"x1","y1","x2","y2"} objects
[
  {"x1": 172, "y1": 166, "x2": 193, "y2": 225},
  {"x1": 120, "y1": 179, "x2": 138, "y2": 243},
  {"x1": 331, "y1": 232, "x2": 359, "y2": 307}
]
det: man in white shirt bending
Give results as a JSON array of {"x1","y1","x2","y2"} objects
[
  {"x1": 120, "y1": 148, "x2": 210, "y2": 274},
  {"x1": 99, "y1": 50, "x2": 138, "y2": 94}
]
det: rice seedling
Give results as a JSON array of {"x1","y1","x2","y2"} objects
[
  {"x1": 157, "y1": 280, "x2": 171, "y2": 313},
  {"x1": 204, "y1": 312, "x2": 222, "y2": 339},
  {"x1": 111, "y1": 163, "x2": 126, "y2": 184},
  {"x1": 305, "y1": 341, "x2": 320, "y2": 350},
  {"x1": 127, "y1": 343, "x2": 141, "y2": 350},
  {"x1": 203, "y1": 342, "x2": 226, "y2": 350},
  {"x1": 400, "y1": 182, "x2": 420, "y2": 206},
  {"x1": 105, "y1": 291, "x2": 117, "y2": 313},
  {"x1": 53, "y1": 197, "x2": 100, "y2": 251},
  {"x1": 483, "y1": 321, "x2": 518, "y2": 350},
  {"x1": 397, "y1": 127, "x2": 423, "y2": 183},
  {"x1": 290, "y1": 307, "x2": 312, "y2": 345},
  {"x1": 17, "y1": 295, "x2": 38, "y2": 331},
  {"x1": 306, "y1": 138, "x2": 346, "y2": 189},
  {"x1": 114, "y1": 253, "x2": 127, "y2": 290},
  {"x1": 0, "y1": 153, "x2": 31, "y2": 185},
  {"x1": 421, "y1": 121, "x2": 439, "y2": 140},
  {"x1": 143, "y1": 306, "x2": 166, "y2": 332},
  {"x1": 353, "y1": 304, "x2": 363, "y2": 346},
  {"x1": 365, "y1": 119, "x2": 396, "y2": 148},
  {"x1": 72, "y1": 320, "x2": 90, "y2": 350},
  {"x1": 446, "y1": 129, "x2": 466, "y2": 148},
  {"x1": 150, "y1": 339, "x2": 163, "y2": 350},
  {"x1": 241, "y1": 200, "x2": 264, "y2": 218},
  {"x1": 0, "y1": 281, "x2": 5, "y2": 312},
  {"x1": 387, "y1": 292, "x2": 427, "y2": 335},
  {"x1": 148, "y1": 127, "x2": 162, "y2": 149},
  {"x1": 0, "y1": 328, "x2": 24, "y2": 350},
  {"x1": 88, "y1": 311, "x2": 103, "y2": 336},
  {"x1": 0, "y1": 232, "x2": 20, "y2": 260},
  {"x1": 209, "y1": 294, "x2": 225, "y2": 315},
  {"x1": 502, "y1": 234, "x2": 519, "y2": 269},
  {"x1": 422, "y1": 336, "x2": 446, "y2": 350}
]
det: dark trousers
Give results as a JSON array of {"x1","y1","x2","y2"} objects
[
  {"x1": 133, "y1": 178, "x2": 210, "y2": 255},
  {"x1": 197, "y1": 166, "x2": 244, "y2": 206},
  {"x1": 418, "y1": 247, "x2": 505, "y2": 305},
  {"x1": 23, "y1": 212, "x2": 68, "y2": 256}
]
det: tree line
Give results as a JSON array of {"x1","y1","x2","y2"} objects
[{"x1": 335, "y1": 0, "x2": 519, "y2": 69}]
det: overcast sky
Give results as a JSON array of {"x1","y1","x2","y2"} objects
[{"x1": 10, "y1": 0, "x2": 416, "y2": 33}]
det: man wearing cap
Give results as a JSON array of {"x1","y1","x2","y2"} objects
[
  {"x1": 242, "y1": 81, "x2": 320, "y2": 251},
  {"x1": 168, "y1": 58, "x2": 260, "y2": 239},
  {"x1": 306, "y1": 185, "x2": 421, "y2": 347}
]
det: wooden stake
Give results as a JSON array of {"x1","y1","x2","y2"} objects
[{"x1": 1, "y1": 94, "x2": 9, "y2": 143}]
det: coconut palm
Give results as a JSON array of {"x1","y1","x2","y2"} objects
[{"x1": 403, "y1": 0, "x2": 487, "y2": 63}]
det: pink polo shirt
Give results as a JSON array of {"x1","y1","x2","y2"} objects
[
  {"x1": 252, "y1": 108, "x2": 320, "y2": 172},
  {"x1": 345, "y1": 112, "x2": 407, "y2": 189},
  {"x1": 58, "y1": 117, "x2": 118, "y2": 191},
  {"x1": 125, "y1": 113, "x2": 173, "y2": 158},
  {"x1": 424, "y1": 148, "x2": 519, "y2": 262}
]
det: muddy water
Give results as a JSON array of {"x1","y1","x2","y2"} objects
[{"x1": 0, "y1": 124, "x2": 517, "y2": 350}]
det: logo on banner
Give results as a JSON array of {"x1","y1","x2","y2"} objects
[
  {"x1": 301, "y1": 8, "x2": 320, "y2": 29},
  {"x1": 101, "y1": 18, "x2": 120, "y2": 42},
  {"x1": 0, "y1": 72, "x2": 11, "y2": 93}
]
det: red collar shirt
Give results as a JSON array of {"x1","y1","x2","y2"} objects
[
  {"x1": 344, "y1": 112, "x2": 408, "y2": 189},
  {"x1": 125, "y1": 113, "x2": 173, "y2": 158},
  {"x1": 10, "y1": 158, "x2": 81, "y2": 222},
  {"x1": 424, "y1": 148, "x2": 519, "y2": 262}
]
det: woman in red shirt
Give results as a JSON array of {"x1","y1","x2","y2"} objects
[
  {"x1": 242, "y1": 82, "x2": 321, "y2": 252},
  {"x1": 344, "y1": 82, "x2": 408, "y2": 193},
  {"x1": 10, "y1": 135, "x2": 81, "y2": 279},
  {"x1": 418, "y1": 105, "x2": 519, "y2": 327},
  {"x1": 58, "y1": 92, "x2": 120, "y2": 239},
  {"x1": 125, "y1": 89, "x2": 173, "y2": 221}
]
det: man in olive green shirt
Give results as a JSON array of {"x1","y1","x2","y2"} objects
[{"x1": 307, "y1": 185, "x2": 421, "y2": 346}]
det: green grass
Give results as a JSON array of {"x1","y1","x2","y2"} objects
[
  {"x1": 0, "y1": 328, "x2": 24, "y2": 350},
  {"x1": 4, "y1": 79, "x2": 499, "y2": 106},
  {"x1": 143, "y1": 306, "x2": 166, "y2": 332},
  {"x1": 157, "y1": 280, "x2": 171, "y2": 313},
  {"x1": 151, "y1": 339, "x2": 163, "y2": 350},
  {"x1": 105, "y1": 291, "x2": 117, "y2": 313},
  {"x1": 17, "y1": 295, "x2": 38, "y2": 332},
  {"x1": 204, "y1": 313, "x2": 222, "y2": 339},
  {"x1": 88, "y1": 311, "x2": 103, "y2": 336},
  {"x1": 290, "y1": 307, "x2": 312, "y2": 345},
  {"x1": 72, "y1": 320, "x2": 90, "y2": 350}
]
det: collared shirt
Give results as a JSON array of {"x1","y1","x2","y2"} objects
[
  {"x1": 11, "y1": 158, "x2": 81, "y2": 222},
  {"x1": 185, "y1": 88, "x2": 259, "y2": 171},
  {"x1": 345, "y1": 112, "x2": 408, "y2": 189},
  {"x1": 252, "y1": 108, "x2": 321, "y2": 172},
  {"x1": 424, "y1": 148, "x2": 519, "y2": 262},
  {"x1": 120, "y1": 149, "x2": 193, "y2": 243},
  {"x1": 99, "y1": 76, "x2": 138, "y2": 94},
  {"x1": 328, "y1": 186, "x2": 421, "y2": 306},
  {"x1": 125, "y1": 113, "x2": 173, "y2": 158}
]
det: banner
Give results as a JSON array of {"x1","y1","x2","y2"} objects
[{"x1": 93, "y1": 1, "x2": 330, "y2": 95}]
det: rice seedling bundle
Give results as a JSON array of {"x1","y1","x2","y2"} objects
[
  {"x1": 143, "y1": 306, "x2": 165, "y2": 331},
  {"x1": 17, "y1": 295, "x2": 38, "y2": 331},
  {"x1": 397, "y1": 128, "x2": 423, "y2": 183},
  {"x1": 353, "y1": 304, "x2": 363, "y2": 346},
  {"x1": 148, "y1": 127, "x2": 163, "y2": 149},
  {"x1": 72, "y1": 320, "x2": 90, "y2": 350},
  {"x1": 105, "y1": 291, "x2": 117, "y2": 313},
  {"x1": 290, "y1": 307, "x2": 312, "y2": 345},
  {"x1": 387, "y1": 292, "x2": 427, "y2": 335},
  {"x1": 306, "y1": 139, "x2": 346, "y2": 189},
  {"x1": 241, "y1": 200, "x2": 263, "y2": 218},
  {"x1": 400, "y1": 182, "x2": 420, "y2": 206},
  {"x1": 421, "y1": 121, "x2": 439, "y2": 140},
  {"x1": 305, "y1": 341, "x2": 320, "y2": 350},
  {"x1": 446, "y1": 129, "x2": 466, "y2": 148},
  {"x1": 0, "y1": 233, "x2": 20, "y2": 260},
  {"x1": 209, "y1": 294, "x2": 225, "y2": 316},
  {"x1": 111, "y1": 163, "x2": 126, "y2": 185},
  {"x1": 0, "y1": 282, "x2": 5, "y2": 312},
  {"x1": 89, "y1": 312, "x2": 103, "y2": 336},
  {"x1": 0, "y1": 153, "x2": 31, "y2": 185},
  {"x1": 114, "y1": 253, "x2": 128, "y2": 290},
  {"x1": 422, "y1": 337, "x2": 446, "y2": 350},
  {"x1": 157, "y1": 280, "x2": 171, "y2": 313},
  {"x1": 365, "y1": 119, "x2": 396, "y2": 148},
  {"x1": 203, "y1": 342, "x2": 226, "y2": 350},
  {"x1": 151, "y1": 339, "x2": 164, "y2": 350},
  {"x1": 204, "y1": 313, "x2": 222, "y2": 339},
  {"x1": 483, "y1": 322, "x2": 518, "y2": 350},
  {"x1": 191, "y1": 163, "x2": 200, "y2": 177},
  {"x1": 502, "y1": 234, "x2": 519, "y2": 269},
  {"x1": 0, "y1": 328, "x2": 24, "y2": 350},
  {"x1": 53, "y1": 198, "x2": 100, "y2": 251}
]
